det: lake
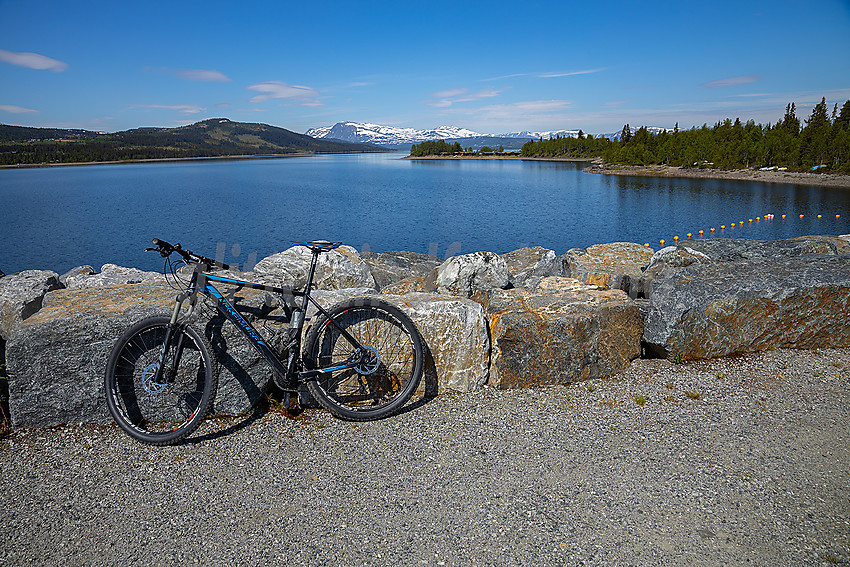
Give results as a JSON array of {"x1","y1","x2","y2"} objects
[{"x1": 1, "y1": 152, "x2": 848, "y2": 275}]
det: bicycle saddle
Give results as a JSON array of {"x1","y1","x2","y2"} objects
[{"x1": 296, "y1": 240, "x2": 343, "y2": 252}]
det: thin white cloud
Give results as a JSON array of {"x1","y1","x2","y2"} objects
[
  {"x1": 701, "y1": 75, "x2": 760, "y2": 89},
  {"x1": 427, "y1": 87, "x2": 508, "y2": 107},
  {"x1": 174, "y1": 69, "x2": 231, "y2": 82},
  {"x1": 482, "y1": 68, "x2": 604, "y2": 81},
  {"x1": 132, "y1": 104, "x2": 205, "y2": 114},
  {"x1": 431, "y1": 88, "x2": 468, "y2": 99},
  {"x1": 246, "y1": 81, "x2": 321, "y2": 106},
  {"x1": 0, "y1": 49, "x2": 67, "y2": 72},
  {"x1": 0, "y1": 104, "x2": 38, "y2": 114},
  {"x1": 538, "y1": 68, "x2": 604, "y2": 78}
]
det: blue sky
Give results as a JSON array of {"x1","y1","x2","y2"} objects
[{"x1": 1, "y1": 0, "x2": 849, "y2": 135}]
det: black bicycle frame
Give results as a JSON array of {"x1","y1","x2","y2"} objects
[{"x1": 161, "y1": 254, "x2": 365, "y2": 393}]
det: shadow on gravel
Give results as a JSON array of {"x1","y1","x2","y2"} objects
[
  {"x1": 393, "y1": 341, "x2": 439, "y2": 418},
  {"x1": 184, "y1": 394, "x2": 271, "y2": 445},
  {"x1": 180, "y1": 341, "x2": 442, "y2": 443}
]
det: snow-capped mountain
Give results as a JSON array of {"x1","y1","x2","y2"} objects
[
  {"x1": 498, "y1": 130, "x2": 582, "y2": 139},
  {"x1": 305, "y1": 122, "x2": 480, "y2": 146},
  {"x1": 305, "y1": 121, "x2": 677, "y2": 146}
]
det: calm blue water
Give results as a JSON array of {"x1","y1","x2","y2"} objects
[{"x1": 1, "y1": 152, "x2": 848, "y2": 274}]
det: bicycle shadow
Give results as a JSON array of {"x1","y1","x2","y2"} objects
[{"x1": 393, "y1": 340, "x2": 439, "y2": 417}]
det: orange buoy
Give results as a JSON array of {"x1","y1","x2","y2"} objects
[
  {"x1": 756, "y1": 217, "x2": 760, "y2": 221},
  {"x1": 721, "y1": 225, "x2": 726, "y2": 230},
  {"x1": 710, "y1": 228, "x2": 715, "y2": 233},
  {"x1": 782, "y1": 214, "x2": 786, "y2": 219},
  {"x1": 818, "y1": 214, "x2": 822, "y2": 218},
  {"x1": 644, "y1": 243, "x2": 650, "y2": 247},
  {"x1": 800, "y1": 214, "x2": 804, "y2": 218},
  {"x1": 698, "y1": 230, "x2": 704, "y2": 236},
  {"x1": 660, "y1": 239, "x2": 665, "y2": 246},
  {"x1": 837, "y1": 214, "x2": 841, "y2": 219},
  {"x1": 749, "y1": 219, "x2": 753, "y2": 223},
  {"x1": 673, "y1": 236, "x2": 679, "y2": 242},
  {"x1": 687, "y1": 233, "x2": 692, "y2": 239}
]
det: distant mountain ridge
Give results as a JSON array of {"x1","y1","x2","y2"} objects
[
  {"x1": 305, "y1": 122, "x2": 480, "y2": 146},
  {"x1": 306, "y1": 121, "x2": 674, "y2": 147},
  {"x1": 0, "y1": 118, "x2": 386, "y2": 165}
]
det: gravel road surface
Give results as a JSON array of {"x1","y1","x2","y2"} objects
[{"x1": 2, "y1": 347, "x2": 849, "y2": 566}]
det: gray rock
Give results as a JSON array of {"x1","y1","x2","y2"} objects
[
  {"x1": 500, "y1": 246, "x2": 561, "y2": 290},
  {"x1": 362, "y1": 250, "x2": 441, "y2": 290},
  {"x1": 435, "y1": 251, "x2": 510, "y2": 297},
  {"x1": 655, "y1": 235, "x2": 850, "y2": 264},
  {"x1": 65, "y1": 263, "x2": 164, "y2": 289},
  {"x1": 0, "y1": 270, "x2": 62, "y2": 340},
  {"x1": 643, "y1": 254, "x2": 850, "y2": 360},
  {"x1": 643, "y1": 245, "x2": 713, "y2": 282},
  {"x1": 254, "y1": 245, "x2": 376, "y2": 290},
  {"x1": 58, "y1": 265, "x2": 95, "y2": 287},
  {"x1": 478, "y1": 281, "x2": 642, "y2": 389},
  {"x1": 6, "y1": 282, "x2": 287, "y2": 427},
  {"x1": 563, "y1": 242, "x2": 655, "y2": 298},
  {"x1": 299, "y1": 288, "x2": 489, "y2": 393},
  {"x1": 384, "y1": 292, "x2": 490, "y2": 393}
]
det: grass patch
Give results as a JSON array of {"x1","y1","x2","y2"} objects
[{"x1": 685, "y1": 390, "x2": 702, "y2": 400}]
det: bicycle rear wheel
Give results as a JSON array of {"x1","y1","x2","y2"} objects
[
  {"x1": 104, "y1": 316, "x2": 218, "y2": 445},
  {"x1": 304, "y1": 298, "x2": 423, "y2": 421}
]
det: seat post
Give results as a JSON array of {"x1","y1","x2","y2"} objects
[{"x1": 299, "y1": 248, "x2": 321, "y2": 312}]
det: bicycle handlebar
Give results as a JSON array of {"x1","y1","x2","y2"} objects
[{"x1": 148, "y1": 238, "x2": 231, "y2": 270}]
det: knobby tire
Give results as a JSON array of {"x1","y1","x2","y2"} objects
[
  {"x1": 104, "y1": 316, "x2": 218, "y2": 445},
  {"x1": 304, "y1": 298, "x2": 424, "y2": 421}
]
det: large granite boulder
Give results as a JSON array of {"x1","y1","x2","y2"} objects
[
  {"x1": 500, "y1": 246, "x2": 561, "y2": 290},
  {"x1": 434, "y1": 251, "x2": 510, "y2": 297},
  {"x1": 644, "y1": 235, "x2": 850, "y2": 285},
  {"x1": 254, "y1": 245, "x2": 376, "y2": 290},
  {"x1": 0, "y1": 270, "x2": 62, "y2": 340},
  {"x1": 478, "y1": 277, "x2": 642, "y2": 389},
  {"x1": 64, "y1": 264, "x2": 163, "y2": 289},
  {"x1": 305, "y1": 289, "x2": 490, "y2": 393},
  {"x1": 643, "y1": 255, "x2": 850, "y2": 360},
  {"x1": 563, "y1": 242, "x2": 654, "y2": 298},
  {"x1": 362, "y1": 251, "x2": 441, "y2": 290},
  {"x1": 6, "y1": 282, "x2": 287, "y2": 428},
  {"x1": 387, "y1": 292, "x2": 490, "y2": 393}
]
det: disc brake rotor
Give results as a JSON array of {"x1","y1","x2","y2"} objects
[
  {"x1": 142, "y1": 362, "x2": 168, "y2": 394},
  {"x1": 353, "y1": 345, "x2": 380, "y2": 375}
]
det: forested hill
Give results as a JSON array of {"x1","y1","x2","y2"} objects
[
  {"x1": 519, "y1": 98, "x2": 850, "y2": 173},
  {"x1": 0, "y1": 119, "x2": 388, "y2": 165}
]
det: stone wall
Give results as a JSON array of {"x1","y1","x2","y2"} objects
[{"x1": 2, "y1": 236, "x2": 849, "y2": 427}]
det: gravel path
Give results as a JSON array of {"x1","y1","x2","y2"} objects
[{"x1": 2, "y1": 347, "x2": 849, "y2": 566}]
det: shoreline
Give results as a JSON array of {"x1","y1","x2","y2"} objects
[
  {"x1": 405, "y1": 154, "x2": 597, "y2": 162},
  {"x1": 4, "y1": 151, "x2": 849, "y2": 188},
  {"x1": 587, "y1": 163, "x2": 850, "y2": 188},
  {"x1": 0, "y1": 150, "x2": 388, "y2": 170}
]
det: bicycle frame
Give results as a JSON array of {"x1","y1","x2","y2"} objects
[{"x1": 160, "y1": 249, "x2": 366, "y2": 393}]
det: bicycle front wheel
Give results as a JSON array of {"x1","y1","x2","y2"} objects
[
  {"x1": 104, "y1": 316, "x2": 218, "y2": 445},
  {"x1": 304, "y1": 298, "x2": 424, "y2": 421}
]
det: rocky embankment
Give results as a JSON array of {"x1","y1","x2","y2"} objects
[
  {"x1": 2, "y1": 235, "x2": 850, "y2": 428},
  {"x1": 586, "y1": 163, "x2": 850, "y2": 188}
]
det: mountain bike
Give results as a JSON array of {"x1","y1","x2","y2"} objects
[{"x1": 104, "y1": 238, "x2": 424, "y2": 445}]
